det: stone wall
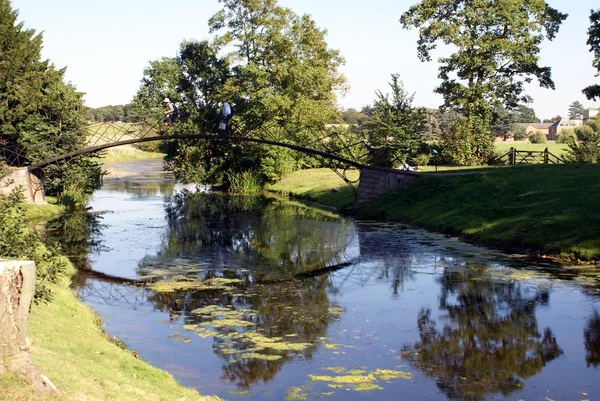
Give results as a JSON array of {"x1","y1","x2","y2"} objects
[
  {"x1": 356, "y1": 167, "x2": 419, "y2": 203},
  {"x1": 0, "y1": 167, "x2": 46, "y2": 204}
]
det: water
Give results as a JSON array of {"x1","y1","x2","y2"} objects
[{"x1": 46, "y1": 160, "x2": 600, "y2": 401}]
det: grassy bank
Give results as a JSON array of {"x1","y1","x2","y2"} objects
[
  {"x1": 266, "y1": 168, "x2": 359, "y2": 209},
  {"x1": 1, "y1": 283, "x2": 219, "y2": 401},
  {"x1": 355, "y1": 164, "x2": 600, "y2": 261},
  {"x1": 21, "y1": 196, "x2": 62, "y2": 223},
  {"x1": 269, "y1": 165, "x2": 600, "y2": 261}
]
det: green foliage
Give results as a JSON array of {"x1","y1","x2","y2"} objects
[
  {"x1": 340, "y1": 109, "x2": 368, "y2": 125},
  {"x1": 354, "y1": 74, "x2": 427, "y2": 167},
  {"x1": 543, "y1": 115, "x2": 562, "y2": 123},
  {"x1": 87, "y1": 104, "x2": 140, "y2": 123},
  {"x1": 0, "y1": 0, "x2": 102, "y2": 196},
  {"x1": 529, "y1": 132, "x2": 547, "y2": 144},
  {"x1": 568, "y1": 101, "x2": 585, "y2": 120},
  {"x1": 567, "y1": 120, "x2": 600, "y2": 163},
  {"x1": 400, "y1": 0, "x2": 566, "y2": 109},
  {"x1": 0, "y1": 189, "x2": 71, "y2": 302},
  {"x1": 134, "y1": 1, "x2": 346, "y2": 189},
  {"x1": 440, "y1": 105, "x2": 495, "y2": 165},
  {"x1": 556, "y1": 129, "x2": 577, "y2": 144},
  {"x1": 583, "y1": 9, "x2": 600, "y2": 101},
  {"x1": 400, "y1": 0, "x2": 566, "y2": 165},
  {"x1": 226, "y1": 171, "x2": 262, "y2": 194},
  {"x1": 513, "y1": 126, "x2": 528, "y2": 140},
  {"x1": 412, "y1": 153, "x2": 431, "y2": 167}
]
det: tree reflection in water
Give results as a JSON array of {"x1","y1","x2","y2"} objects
[
  {"x1": 584, "y1": 310, "x2": 600, "y2": 368},
  {"x1": 403, "y1": 265, "x2": 563, "y2": 401}
]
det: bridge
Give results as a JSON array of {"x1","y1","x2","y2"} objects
[{"x1": 0, "y1": 117, "x2": 420, "y2": 204}]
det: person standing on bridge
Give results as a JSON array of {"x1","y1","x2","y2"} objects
[
  {"x1": 218, "y1": 99, "x2": 233, "y2": 132},
  {"x1": 162, "y1": 98, "x2": 178, "y2": 133}
]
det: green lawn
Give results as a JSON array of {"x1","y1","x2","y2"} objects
[
  {"x1": 355, "y1": 164, "x2": 600, "y2": 261},
  {"x1": 494, "y1": 140, "x2": 568, "y2": 157},
  {"x1": 266, "y1": 168, "x2": 359, "y2": 210}
]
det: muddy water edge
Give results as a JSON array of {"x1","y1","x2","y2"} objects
[{"x1": 43, "y1": 159, "x2": 600, "y2": 401}]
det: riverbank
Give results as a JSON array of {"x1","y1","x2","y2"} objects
[
  {"x1": 1, "y1": 280, "x2": 218, "y2": 401},
  {"x1": 1, "y1": 172, "x2": 219, "y2": 400},
  {"x1": 268, "y1": 165, "x2": 600, "y2": 261}
]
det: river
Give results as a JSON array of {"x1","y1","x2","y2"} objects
[{"x1": 45, "y1": 159, "x2": 600, "y2": 401}]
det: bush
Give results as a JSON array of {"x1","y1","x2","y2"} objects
[
  {"x1": 529, "y1": 132, "x2": 547, "y2": 144},
  {"x1": 226, "y1": 170, "x2": 262, "y2": 194},
  {"x1": 567, "y1": 122, "x2": 600, "y2": 163},
  {"x1": 556, "y1": 129, "x2": 577, "y2": 144},
  {"x1": 412, "y1": 153, "x2": 431, "y2": 167},
  {"x1": 513, "y1": 126, "x2": 528, "y2": 140},
  {"x1": 0, "y1": 188, "x2": 72, "y2": 303}
]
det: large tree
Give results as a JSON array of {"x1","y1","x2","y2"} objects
[
  {"x1": 568, "y1": 101, "x2": 585, "y2": 120},
  {"x1": 583, "y1": 9, "x2": 600, "y2": 101},
  {"x1": 0, "y1": 0, "x2": 101, "y2": 197},
  {"x1": 400, "y1": 0, "x2": 567, "y2": 164},
  {"x1": 135, "y1": 0, "x2": 347, "y2": 188}
]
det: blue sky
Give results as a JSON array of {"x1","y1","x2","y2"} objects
[{"x1": 10, "y1": 0, "x2": 600, "y2": 120}]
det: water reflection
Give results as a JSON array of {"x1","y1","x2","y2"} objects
[
  {"x1": 403, "y1": 265, "x2": 563, "y2": 401},
  {"x1": 140, "y1": 192, "x2": 358, "y2": 282},
  {"x1": 584, "y1": 310, "x2": 600, "y2": 368},
  {"x1": 41, "y1": 174, "x2": 600, "y2": 401}
]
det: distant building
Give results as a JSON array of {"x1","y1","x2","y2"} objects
[
  {"x1": 583, "y1": 108, "x2": 599, "y2": 120},
  {"x1": 514, "y1": 122, "x2": 553, "y2": 139},
  {"x1": 515, "y1": 119, "x2": 582, "y2": 141}
]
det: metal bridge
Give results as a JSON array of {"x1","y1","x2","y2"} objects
[{"x1": 0, "y1": 116, "x2": 420, "y2": 202}]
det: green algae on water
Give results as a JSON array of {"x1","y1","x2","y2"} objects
[
  {"x1": 239, "y1": 352, "x2": 283, "y2": 361},
  {"x1": 372, "y1": 368, "x2": 412, "y2": 380},
  {"x1": 285, "y1": 385, "x2": 310, "y2": 400},
  {"x1": 354, "y1": 383, "x2": 383, "y2": 391}
]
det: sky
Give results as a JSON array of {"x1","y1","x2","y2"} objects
[{"x1": 10, "y1": 0, "x2": 600, "y2": 120}]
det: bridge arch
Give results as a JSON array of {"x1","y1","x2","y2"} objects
[{"x1": 2, "y1": 130, "x2": 420, "y2": 204}]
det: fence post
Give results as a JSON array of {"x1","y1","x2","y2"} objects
[
  {"x1": 544, "y1": 147, "x2": 549, "y2": 164},
  {"x1": 509, "y1": 147, "x2": 515, "y2": 165}
]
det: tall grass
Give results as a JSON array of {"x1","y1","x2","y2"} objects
[{"x1": 226, "y1": 171, "x2": 262, "y2": 194}]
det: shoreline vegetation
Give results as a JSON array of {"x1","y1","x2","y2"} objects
[{"x1": 267, "y1": 164, "x2": 600, "y2": 262}]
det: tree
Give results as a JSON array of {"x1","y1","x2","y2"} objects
[
  {"x1": 340, "y1": 108, "x2": 368, "y2": 125},
  {"x1": 543, "y1": 115, "x2": 562, "y2": 123},
  {"x1": 583, "y1": 9, "x2": 600, "y2": 101},
  {"x1": 513, "y1": 104, "x2": 540, "y2": 123},
  {"x1": 135, "y1": 0, "x2": 347, "y2": 188},
  {"x1": 355, "y1": 74, "x2": 428, "y2": 167},
  {"x1": 567, "y1": 119, "x2": 600, "y2": 163},
  {"x1": 400, "y1": 0, "x2": 567, "y2": 164},
  {"x1": 0, "y1": 0, "x2": 101, "y2": 198},
  {"x1": 568, "y1": 101, "x2": 585, "y2": 119}
]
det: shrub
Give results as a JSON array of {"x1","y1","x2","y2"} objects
[
  {"x1": 556, "y1": 129, "x2": 577, "y2": 144},
  {"x1": 0, "y1": 188, "x2": 71, "y2": 303},
  {"x1": 567, "y1": 122, "x2": 600, "y2": 163},
  {"x1": 226, "y1": 171, "x2": 262, "y2": 194},
  {"x1": 513, "y1": 126, "x2": 528, "y2": 140},
  {"x1": 529, "y1": 132, "x2": 547, "y2": 144},
  {"x1": 412, "y1": 153, "x2": 431, "y2": 167}
]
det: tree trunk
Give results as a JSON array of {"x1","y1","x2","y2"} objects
[{"x1": 0, "y1": 259, "x2": 51, "y2": 391}]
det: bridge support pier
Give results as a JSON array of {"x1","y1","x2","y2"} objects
[
  {"x1": 0, "y1": 167, "x2": 45, "y2": 204},
  {"x1": 356, "y1": 166, "x2": 418, "y2": 203}
]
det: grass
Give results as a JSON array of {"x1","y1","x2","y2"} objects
[
  {"x1": 0, "y1": 282, "x2": 219, "y2": 401},
  {"x1": 266, "y1": 168, "x2": 359, "y2": 210},
  {"x1": 494, "y1": 140, "x2": 569, "y2": 157},
  {"x1": 21, "y1": 196, "x2": 62, "y2": 223},
  {"x1": 355, "y1": 164, "x2": 600, "y2": 261}
]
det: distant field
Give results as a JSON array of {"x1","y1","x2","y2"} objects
[
  {"x1": 494, "y1": 141, "x2": 568, "y2": 157},
  {"x1": 86, "y1": 122, "x2": 163, "y2": 161}
]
